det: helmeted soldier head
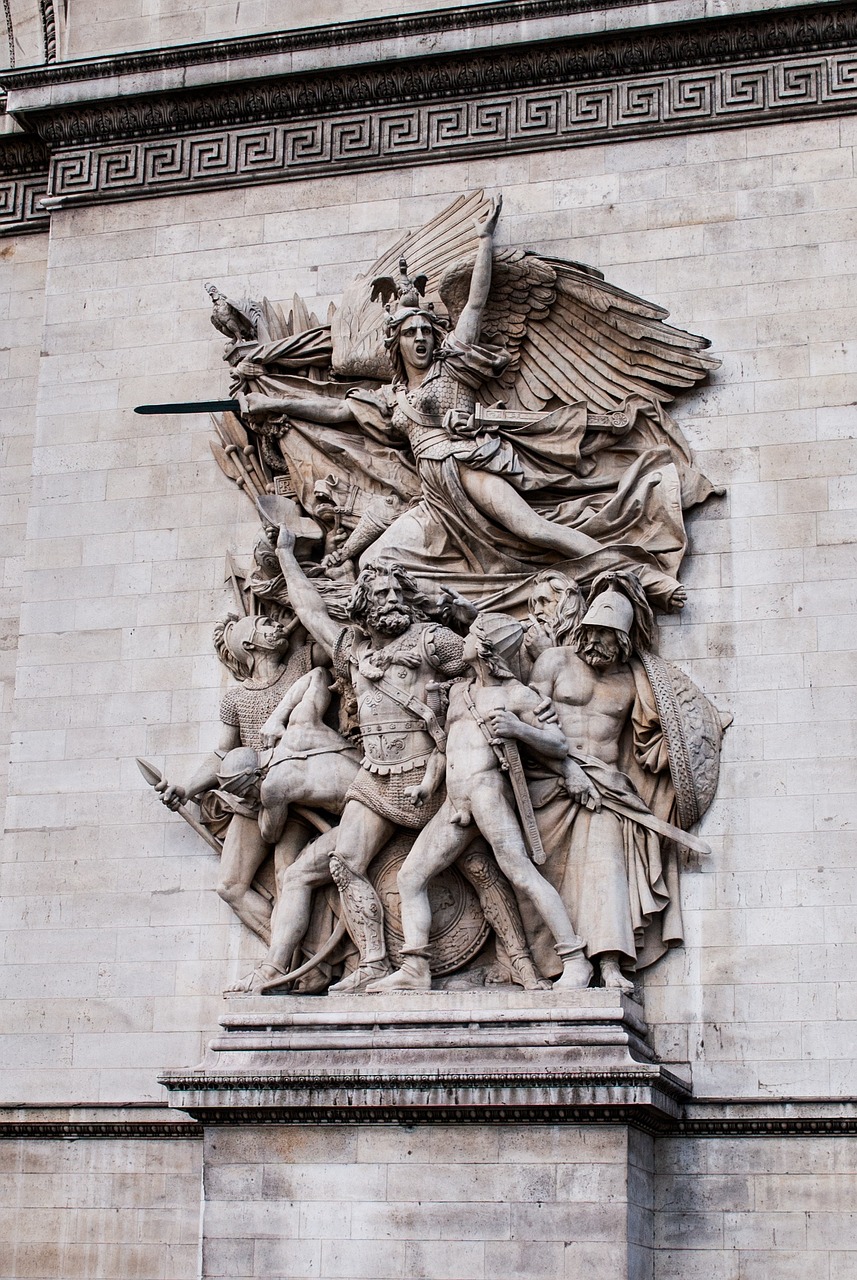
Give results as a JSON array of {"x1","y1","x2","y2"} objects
[
  {"x1": 217, "y1": 747, "x2": 263, "y2": 800},
  {"x1": 465, "y1": 612, "x2": 524, "y2": 678},
  {"x1": 575, "y1": 589, "x2": 635, "y2": 670},
  {"x1": 213, "y1": 613, "x2": 293, "y2": 680}
]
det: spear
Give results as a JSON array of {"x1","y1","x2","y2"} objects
[{"x1": 136, "y1": 757, "x2": 222, "y2": 854}]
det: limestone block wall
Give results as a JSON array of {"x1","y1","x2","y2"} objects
[
  {"x1": 0, "y1": 1135, "x2": 202, "y2": 1280},
  {"x1": 655, "y1": 1135, "x2": 857, "y2": 1279},
  {"x1": 1, "y1": 81, "x2": 857, "y2": 1276},
  {"x1": 62, "y1": 0, "x2": 492, "y2": 60},
  {"x1": 201, "y1": 1124, "x2": 653, "y2": 1280},
  {"x1": 0, "y1": 231, "x2": 45, "y2": 892},
  {"x1": 0, "y1": 2, "x2": 52, "y2": 70},
  {"x1": 2, "y1": 114, "x2": 855, "y2": 1108}
]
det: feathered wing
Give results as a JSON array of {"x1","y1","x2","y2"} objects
[
  {"x1": 330, "y1": 190, "x2": 493, "y2": 379},
  {"x1": 474, "y1": 253, "x2": 720, "y2": 412}
]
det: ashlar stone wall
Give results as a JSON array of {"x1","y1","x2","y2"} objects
[
  {"x1": 3, "y1": 115, "x2": 855, "y2": 1107},
  {"x1": 1, "y1": 103, "x2": 856, "y2": 1280},
  {"x1": 0, "y1": 230, "x2": 46, "y2": 922},
  {"x1": 655, "y1": 1135, "x2": 857, "y2": 1280},
  {"x1": 201, "y1": 1124, "x2": 654, "y2": 1280},
  {"x1": 0, "y1": 1135, "x2": 201, "y2": 1280},
  {"x1": 62, "y1": 0, "x2": 492, "y2": 61}
]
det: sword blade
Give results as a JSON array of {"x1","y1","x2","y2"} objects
[
  {"x1": 503, "y1": 739, "x2": 548, "y2": 866},
  {"x1": 134, "y1": 400, "x2": 241, "y2": 415},
  {"x1": 602, "y1": 797, "x2": 711, "y2": 856}
]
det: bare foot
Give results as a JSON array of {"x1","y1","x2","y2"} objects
[
  {"x1": 600, "y1": 956, "x2": 635, "y2": 994},
  {"x1": 224, "y1": 962, "x2": 286, "y2": 995},
  {"x1": 366, "y1": 958, "x2": 431, "y2": 993},
  {"x1": 328, "y1": 961, "x2": 391, "y2": 994}
]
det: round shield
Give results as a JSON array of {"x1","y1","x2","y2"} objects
[{"x1": 369, "y1": 834, "x2": 490, "y2": 975}]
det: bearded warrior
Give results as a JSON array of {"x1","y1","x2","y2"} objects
[
  {"x1": 143, "y1": 189, "x2": 728, "y2": 996},
  {"x1": 527, "y1": 573, "x2": 726, "y2": 989},
  {"x1": 260, "y1": 527, "x2": 548, "y2": 993}
]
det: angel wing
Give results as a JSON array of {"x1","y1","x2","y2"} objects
[
  {"x1": 330, "y1": 190, "x2": 493, "y2": 379},
  {"x1": 440, "y1": 251, "x2": 719, "y2": 411}
]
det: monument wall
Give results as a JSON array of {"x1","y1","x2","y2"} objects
[{"x1": 1, "y1": 1, "x2": 856, "y2": 1277}]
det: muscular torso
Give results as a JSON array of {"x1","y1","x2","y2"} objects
[
  {"x1": 445, "y1": 679, "x2": 538, "y2": 803},
  {"x1": 530, "y1": 647, "x2": 634, "y2": 767}
]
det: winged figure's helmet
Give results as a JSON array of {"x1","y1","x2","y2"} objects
[
  {"x1": 370, "y1": 256, "x2": 430, "y2": 311},
  {"x1": 370, "y1": 257, "x2": 451, "y2": 378}
]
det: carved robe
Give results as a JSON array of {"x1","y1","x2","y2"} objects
[{"x1": 524, "y1": 658, "x2": 683, "y2": 977}]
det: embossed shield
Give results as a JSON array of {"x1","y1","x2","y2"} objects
[{"x1": 369, "y1": 835, "x2": 489, "y2": 975}]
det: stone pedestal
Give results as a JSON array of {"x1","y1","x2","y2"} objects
[
  {"x1": 162, "y1": 991, "x2": 688, "y2": 1280},
  {"x1": 161, "y1": 989, "x2": 689, "y2": 1127}
]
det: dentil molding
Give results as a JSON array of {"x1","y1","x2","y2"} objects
[{"x1": 0, "y1": 2, "x2": 855, "y2": 229}]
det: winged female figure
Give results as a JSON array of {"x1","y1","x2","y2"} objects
[{"x1": 243, "y1": 193, "x2": 718, "y2": 614}]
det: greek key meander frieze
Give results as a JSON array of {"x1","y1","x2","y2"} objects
[
  {"x1": 47, "y1": 52, "x2": 857, "y2": 205},
  {"x1": 21, "y1": 4, "x2": 857, "y2": 150},
  {"x1": 0, "y1": 173, "x2": 49, "y2": 231}
]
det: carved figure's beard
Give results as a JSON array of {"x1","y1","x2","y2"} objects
[
  {"x1": 580, "y1": 638, "x2": 619, "y2": 669},
  {"x1": 367, "y1": 604, "x2": 412, "y2": 636},
  {"x1": 530, "y1": 614, "x2": 557, "y2": 644}
]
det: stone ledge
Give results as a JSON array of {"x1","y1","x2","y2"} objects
[
  {"x1": 7, "y1": 1097, "x2": 857, "y2": 1136},
  {"x1": 158, "y1": 989, "x2": 692, "y2": 1129},
  {"x1": 0, "y1": 1104, "x2": 202, "y2": 1138},
  {"x1": 0, "y1": 0, "x2": 817, "y2": 97}
]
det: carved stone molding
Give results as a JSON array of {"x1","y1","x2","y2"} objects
[
  {"x1": 157, "y1": 990, "x2": 691, "y2": 1132},
  {"x1": 0, "y1": 1104, "x2": 201, "y2": 1138},
  {"x1": 15, "y1": 3, "x2": 857, "y2": 148},
  {"x1": 40, "y1": 0, "x2": 58, "y2": 63},
  {"x1": 1, "y1": 3, "x2": 855, "y2": 222},
  {"x1": 39, "y1": 49, "x2": 857, "y2": 207},
  {"x1": 0, "y1": 134, "x2": 49, "y2": 233},
  {"x1": 1, "y1": 0, "x2": 664, "y2": 89},
  {"x1": 4, "y1": 1099, "x2": 857, "y2": 1137}
]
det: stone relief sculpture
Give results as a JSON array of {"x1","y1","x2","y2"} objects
[{"x1": 140, "y1": 190, "x2": 730, "y2": 997}]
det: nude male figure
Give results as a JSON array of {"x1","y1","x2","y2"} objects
[
  {"x1": 157, "y1": 612, "x2": 316, "y2": 943},
  {"x1": 369, "y1": 613, "x2": 593, "y2": 993}
]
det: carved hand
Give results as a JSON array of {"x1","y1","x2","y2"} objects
[
  {"x1": 404, "y1": 781, "x2": 430, "y2": 808},
  {"x1": 259, "y1": 716, "x2": 286, "y2": 749},
  {"x1": 563, "y1": 760, "x2": 601, "y2": 812},
  {"x1": 525, "y1": 623, "x2": 555, "y2": 661},
  {"x1": 487, "y1": 707, "x2": 523, "y2": 740},
  {"x1": 243, "y1": 392, "x2": 289, "y2": 421},
  {"x1": 434, "y1": 585, "x2": 478, "y2": 626},
  {"x1": 276, "y1": 524, "x2": 297, "y2": 555},
  {"x1": 156, "y1": 778, "x2": 187, "y2": 811},
  {"x1": 476, "y1": 193, "x2": 503, "y2": 239}
]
